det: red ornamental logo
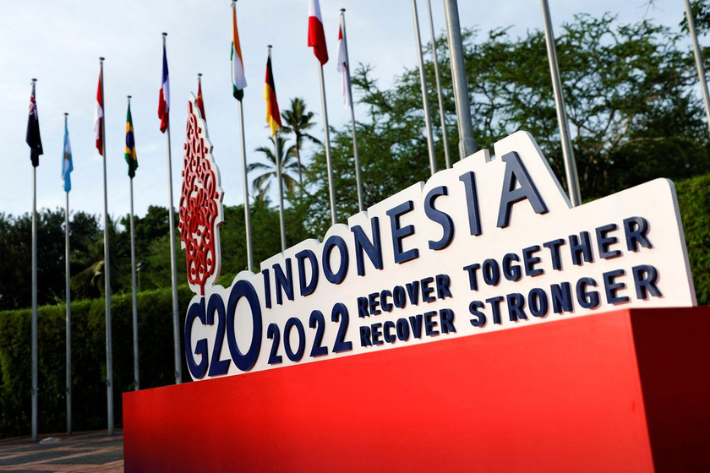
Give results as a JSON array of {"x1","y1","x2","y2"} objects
[{"x1": 179, "y1": 97, "x2": 223, "y2": 295}]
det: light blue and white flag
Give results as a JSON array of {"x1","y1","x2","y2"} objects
[{"x1": 62, "y1": 120, "x2": 73, "y2": 192}]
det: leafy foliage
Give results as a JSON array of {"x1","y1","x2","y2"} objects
[
  {"x1": 281, "y1": 97, "x2": 322, "y2": 187},
  {"x1": 0, "y1": 285, "x2": 195, "y2": 437},
  {"x1": 680, "y1": 0, "x2": 710, "y2": 34},
  {"x1": 250, "y1": 134, "x2": 299, "y2": 200},
  {"x1": 675, "y1": 173, "x2": 710, "y2": 306}
]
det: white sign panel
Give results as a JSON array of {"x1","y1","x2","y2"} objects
[{"x1": 182, "y1": 129, "x2": 696, "y2": 381}]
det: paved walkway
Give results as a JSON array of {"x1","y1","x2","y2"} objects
[{"x1": 0, "y1": 431, "x2": 123, "y2": 472}]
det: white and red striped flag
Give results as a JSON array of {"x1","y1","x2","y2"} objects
[
  {"x1": 94, "y1": 69, "x2": 104, "y2": 154},
  {"x1": 158, "y1": 43, "x2": 170, "y2": 133},
  {"x1": 337, "y1": 26, "x2": 351, "y2": 107},
  {"x1": 308, "y1": 0, "x2": 329, "y2": 65}
]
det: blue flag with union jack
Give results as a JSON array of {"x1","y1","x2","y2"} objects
[{"x1": 26, "y1": 82, "x2": 43, "y2": 167}]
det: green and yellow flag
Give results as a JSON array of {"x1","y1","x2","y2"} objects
[{"x1": 125, "y1": 102, "x2": 138, "y2": 178}]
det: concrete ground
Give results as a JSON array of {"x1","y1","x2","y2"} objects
[{"x1": 0, "y1": 431, "x2": 123, "y2": 472}]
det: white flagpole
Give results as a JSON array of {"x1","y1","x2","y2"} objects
[
  {"x1": 411, "y1": 0, "x2": 438, "y2": 176},
  {"x1": 128, "y1": 96, "x2": 140, "y2": 391},
  {"x1": 99, "y1": 57, "x2": 114, "y2": 436},
  {"x1": 31, "y1": 78, "x2": 38, "y2": 442},
  {"x1": 270, "y1": 45, "x2": 287, "y2": 253},
  {"x1": 317, "y1": 60, "x2": 337, "y2": 225},
  {"x1": 64, "y1": 112, "x2": 72, "y2": 435},
  {"x1": 426, "y1": 0, "x2": 451, "y2": 169},
  {"x1": 239, "y1": 104, "x2": 254, "y2": 270},
  {"x1": 540, "y1": 0, "x2": 581, "y2": 206},
  {"x1": 276, "y1": 131, "x2": 286, "y2": 253},
  {"x1": 162, "y1": 33, "x2": 182, "y2": 385},
  {"x1": 684, "y1": 0, "x2": 710, "y2": 131},
  {"x1": 233, "y1": 1, "x2": 254, "y2": 272},
  {"x1": 340, "y1": 9, "x2": 364, "y2": 213},
  {"x1": 442, "y1": 0, "x2": 477, "y2": 159}
]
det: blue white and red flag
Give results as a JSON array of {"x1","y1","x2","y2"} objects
[{"x1": 158, "y1": 43, "x2": 170, "y2": 133}]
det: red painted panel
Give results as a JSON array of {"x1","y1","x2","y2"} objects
[
  {"x1": 630, "y1": 309, "x2": 710, "y2": 472},
  {"x1": 124, "y1": 307, "x2": 710, "y2": 472}
]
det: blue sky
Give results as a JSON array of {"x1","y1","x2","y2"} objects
[{"x1": 0, "y1": 0, "x2": 695, "y2": 222}]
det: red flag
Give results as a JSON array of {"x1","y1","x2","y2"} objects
[
  {"x1": 94, "y1": 70, "x2": 104, "y2": 155},
  {"x1": 308, "y1": 0, "x2": 328, "y2": 65},
  {"x1": 197, "y1": 76, "x2": 206, "y2": 120},
  {"x1": 337, "y1": 26, "x2": 352, "y2": 108}
]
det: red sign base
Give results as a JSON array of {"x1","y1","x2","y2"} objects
[{"x1": 123, "y1": 307, "x2": 710, "y2": 472}]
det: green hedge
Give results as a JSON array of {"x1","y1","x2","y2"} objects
[
  {"x1": 0, "y1": 285, "x2": 194, "y2": 437},
  {"x1": 675, "y1": 174, "x2": 710, "y2": 306}
]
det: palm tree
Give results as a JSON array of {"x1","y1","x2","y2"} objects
[
  {"x1": 71, "y1": 216, "x2": 128, "y2": 299},
  {"x1": 281, "y1": 97, "x2": 321, "y2": 187},
  {"x1": 249, "y1": 133, "x2": 299, "y2": 201}
]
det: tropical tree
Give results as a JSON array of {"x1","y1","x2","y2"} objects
[
  {"x1": 281, "y1": 97, "x2": 321, "y2": 186},
  {"x1": 249, "y1": 133, "x2": 299, "y2": 201},
  {"x1": 71, "y1": 216, "x2": 130, "y2": 299}
]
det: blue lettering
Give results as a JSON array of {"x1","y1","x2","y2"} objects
[
  {"x1": 393, "y1": 286, "x2": 407, "y2": 308},
  {"x1": 624, "y1": 217, "x2": 653, "y2": 252},
  {"x1": 463, "y1": 263, "x2": 481, "y2": 291},
  {"x1": 424, "y1": 311, "x2": 439, "y2": 336},
  {"x1": 482, "y1": 259, "x2": 500, "y2": 286},
  {"x1": 632, "y1": 265, "x2": 662, "y2": 300},
  {"x1": 440, "y1": 308, "x2": 456, "y2": 333},
  {"x1": 322, "y1": 235, "x2": 349, "y2": 284},
  {"x1": 523, "y1": 245, "x2": 544, "y2": 276},
  {"x1": 351, "y1": 217, "x2": 383, "y2": 276},
  {"x1": 380, "y1": 290, "x2": 393, "y2": 312},
  {"x1": 551, "y1": 282, "x2": 573, "y2": 314},
  {"x1": 396, "y1": 318, "x2": 410, "y2": 341},
  {"x1": 502, "y1": 253, "x2": 522, "y2": 281},
  {"x1": 497, "y1": 151, "x2": 548, "y2": 228},
  {"x1": 469, "y1": 300, "x2": 486, "y2": 328},
  {"x1": 435, "y1": 274, "x2": 453, "y2": 299},
  {"x1": 425, "y1": 186, "x2": 454, "y2": 250},
  {"x1": 273, "y1": 259, "x2": 294, "y2": 305},
  {"x1": 576, "y1": 277, "x2": 600, "y2": 309},
  {"x1": 543, "y1": 238, "x2": 565, "y2": 271},
  {"x1": 185, "y1": 299, "x2": 208, "y2": 379},
  {"x1": 506, "y1": 293, "x2": 527, "y2": 322},
  {"x1": 384, "y1": 321, "x2": 396, "y2": 343},
  {"x1": 368, "y1": 292, "x2": 381, "y2": 315},
  {"x1": 226, "y1": 279, "x2": 263, "y2": 372},
  {"x1": 569, "y1": 232, "x2": 594, "y2": 266},
  {"x1": 486, "y1": 296, "x2": 504, "y2": 325},
  {"x1": 387, "y1": 200, "x2": 419, "y2": 264},
  {"x1": 596, "y1": 223, "x2": 621, "y2": 259},
  {"x1": 357, "y1": 296, "x2": 369, "y2": 318},
  {"x1": 359, "y1": 326, "x2": 372, "y2": 347},
  {"x1": 406, "y1": 281, "x2": 420, "y2": 305},
  {"x1": 295, "y1": 249, "x2": 319, "y2": 296},
  {"x1": 421, "y1": 277, "x2": 435, "y2": 302},
  {"x1": 459, "y1": 171, "x2": 482, "y2": 236},
  {"x1": 408, "y1": 314, "x2": 424, "y2": 338},
  {"x1": 603, "y1": 269, "x2": 630, "y2": 304},
  {"x1": 528, "y1": 288, "x2": 549, "y2": 318},
  {"x1": 371, "y1": 323, "x2": 384, "y2": 346}
]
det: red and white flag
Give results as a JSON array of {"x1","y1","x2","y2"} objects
[
  {"x1": 94, "y1": 69, "x2": 104, "y2": 155},
  {"x1": 158, "y1": 43, "x2": 170, "y2": 133},
  {"x1": 308, "y1": 0, "x2": 328, "y2": 65},
  {"x1": 337, "y1": 26, "x2": 351, "y2": 107}
]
